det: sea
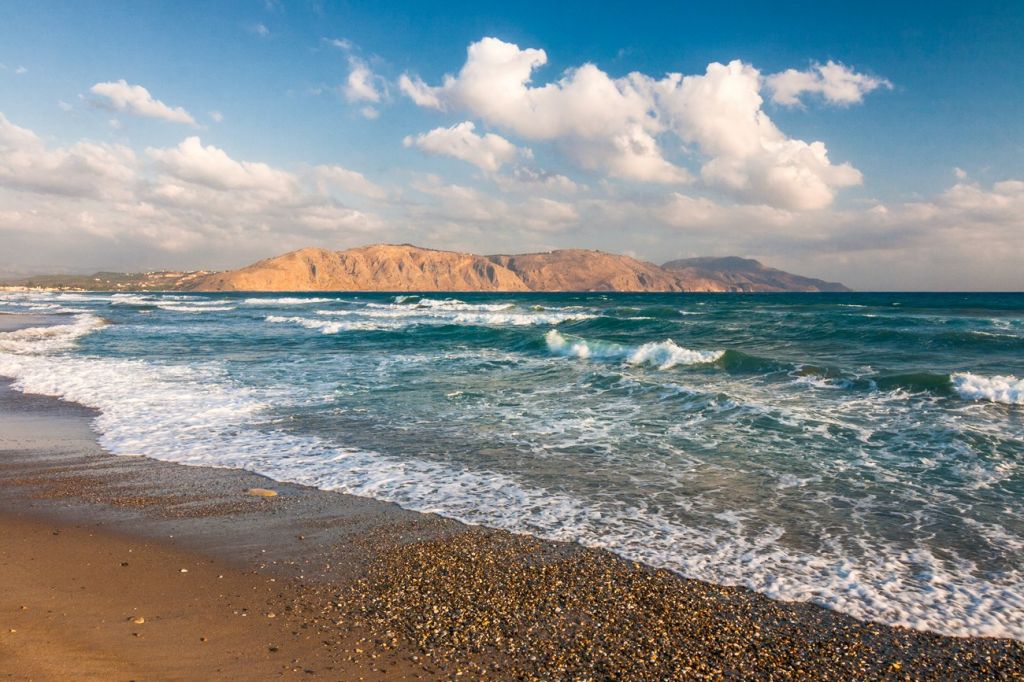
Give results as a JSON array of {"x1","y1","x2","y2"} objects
[{"x1": 0, "y1": 290, "x2": 1021, "y2": 639}]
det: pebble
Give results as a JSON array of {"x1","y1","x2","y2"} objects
[
  {"x1": 317, "y1": 527, "x2": 1024, "y2": 681},
  {"x1": 246, "y1": 488, "x2": 278, "y2": 498}
]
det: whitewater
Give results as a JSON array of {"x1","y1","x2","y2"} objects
[{"x1": 0, "y1": 291, "x2": 1022, "y2": 639}]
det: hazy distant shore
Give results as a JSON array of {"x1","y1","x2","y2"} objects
[{"x1": 0, "y1": 313, "x2": 1022, "y2": 679}]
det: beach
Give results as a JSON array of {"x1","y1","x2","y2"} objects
[{"x1": 2, "y1": 309, "x2": 1023, "y2": 679}]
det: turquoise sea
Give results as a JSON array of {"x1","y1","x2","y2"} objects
[{"x1": 1, "y1": 291, "x2": 1022, "y2": 638}]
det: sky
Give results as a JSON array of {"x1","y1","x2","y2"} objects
[{"x1": 0, "y1": 1, "x2": 1021, "y2": 290}]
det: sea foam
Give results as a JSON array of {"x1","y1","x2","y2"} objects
[
  {"x1": 0, "y1": 313, "x2": 107, "y2": 354},
  {"x1": 953, "y1": 372, "x2": 1024, "y2": 405}
]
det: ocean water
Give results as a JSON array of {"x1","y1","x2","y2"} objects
[{"x1": 1, "y1": 291, "x2": 1022, "y2": 639}]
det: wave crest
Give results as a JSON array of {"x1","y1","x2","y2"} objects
[
  {"x1": 545, "y1": 330, "x2": 723, "y2": 369},
  {"x1": 953, "y1": 372, "x2": 1024, "y2": 405},
  {"x1": 0, "y1": 314, "x2": 107, "y2": 355}
]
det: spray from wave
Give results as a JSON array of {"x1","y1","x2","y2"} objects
[
  {"x1": 545, "y1": 330, "x2": 723, "y2": 369},
  {"x1": 952, "y1": 373, "x2": 1024, "y2": 405}
]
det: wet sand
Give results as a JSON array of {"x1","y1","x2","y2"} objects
[{"x1": 1, "y1": 315, "x2": 1023, "y2": 679}]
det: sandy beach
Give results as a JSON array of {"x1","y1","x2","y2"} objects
[{"x1": 1, "y1": 314, "x2": 1023, "y2": 680}]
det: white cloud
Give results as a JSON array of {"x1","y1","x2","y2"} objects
[
  {"x1": 399, "y1": 38, "x2": 689, "y2": 184},
  {"x1": 15, "y1": 66, "x2": 27, "y2": 76},
  {"x1": 399, "y1": 37, "x2": 870, "y2": 203},
  {"x1": 655, "y1": 60, "x2": 862, "y2": 210},
  {"x1": 406, "y1": 173, "x2": 579, "y2": 234},
  {"x1": 0, "y1": 115, "x2": 388, "y2": 265},
  {"x1": 147, "y1": 136, "x2": 297, "y2": 195},
  {"x1": 625, "y1": 178, "x2": 1024, "y2": 289},
  {"x1": 90, "y1": 80, "x2": 197, "y2": 126},
  {"x1": 0, "y1": 112, "x2": 137, "y2": 200},
  {"x1": 250, "y1": 23, "x2": 270, "y2": 37},
  {"x1": 520, "y1": 197, "x2": 579, "y2": 231},
  {"x1": 398, "y1": 74, "x2": 444, "y2": 109},
  {"x1": 343, "y1": 56, "x2": 383, "y2": 103},
  {"x1": 314, "y1": 164, "x2": 388, "y2": 200},
  {"x1": 765, "y1": 61, "x2": 891, "y2": 106},
  {"x1": 325, "y1": 37, "x2": 353, "y2": 51},
  {"x1": 404, "y1": 121, "x2": 525, "y2": 172},
  {"x1": 360, "y1": 106, "x2": 379, "y2": 120},
  {"x1": 494, "y1": 166, "x2": 580, "y2": 194},
  {"x1": 209, "y1": 110, "x2": 224, "y2": 123}
]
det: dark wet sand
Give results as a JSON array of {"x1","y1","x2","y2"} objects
[{"x1": 1, "y1": 316, "x2": 1022, "y2": 679}]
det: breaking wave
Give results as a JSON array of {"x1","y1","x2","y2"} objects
[
  {"x1": 953, "y1": 372, "x2": 1024, "y2": 405},
  {"x1": 545, "y1": 330, "x2": 723, "y2": 369}
]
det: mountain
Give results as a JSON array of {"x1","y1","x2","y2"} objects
[
  {"x1": 180, "y1": 244, "x2": 849, "y2": 293},
  {"x1": 3, "y1": 245, "x2": 850, "y2": 293},
  {"x1": 661, "y1": 256, "x2": 851, "y2": 292},
  {"x1": 487, "y1": 249, "x2": 689, "y2": 292},
  {"x1": 183, "y1": 245, "x2": 531, "y2": 292}
]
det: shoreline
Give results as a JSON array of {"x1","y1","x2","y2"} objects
[{"x1": 1, "y1": 315, "x2": 1023, "y2": 678}]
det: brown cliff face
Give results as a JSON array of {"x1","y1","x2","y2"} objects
[
  {"x1": 486, "y1": 249, "x2": 689, "y2": 292},
  {"x1": 184, "y1": 245, "x2": 530, "y2": 292},
  {"x1": 182, "y1": 244, "x2": 850, "y2": 292}
]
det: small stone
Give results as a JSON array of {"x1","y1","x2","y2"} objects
[
  {"x1": 246, "y1": 488, "x2": 278, "y2": 497},
  {"x1": 180, "y1": 568, "x2": 188, "y2": 573},
  {"x1": 267, "y1": 612, "x2": 277, "y2": 618},
  {"x1": 131, "y1": 616, "x2": 145, "y2": 625}
]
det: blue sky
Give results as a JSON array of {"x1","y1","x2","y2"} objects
[{"x1": 0, "y1": 0, "x2": 1021, "y2": 289}]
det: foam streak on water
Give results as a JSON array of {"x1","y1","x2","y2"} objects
[{"x1": 1, "y1": 291, "x2": 1023, "y2": 639}]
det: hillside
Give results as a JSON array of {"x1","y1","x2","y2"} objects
[
  {"x1": 183, "y1": 245, "x2": 531, "y2": 292},
  {"x1": 182, "y1": 244, "x2": 848, "y2": 292},
  {"x1": 661, "y1": 256, "x2": 850, "y2": 292}
]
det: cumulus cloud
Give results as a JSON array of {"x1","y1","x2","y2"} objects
[
  {"x1": 90, "y1": 80, "x2": 197, "y2": 126},
  {"x1": 399, "y1": 37, "x2": 873, "y2": 205},
  {"x1": 494, "y1": 166, "x2": 580, "y2": 194},
  {"x1": 147, "y1": 136, "x2": 297, "y2": 195},
  {"x1": 403, "y1": 121, "x2": 525, "y2": 172},
  {"x1": 0, "y1": 112, "x2": 137, "y2": 200},
  {"x1": 343, "y1": 56, "x2": 383, "y2": 103},
  {"x1": 0, "y1": 114, "x2": 396, "y2": 267},
  {"x1": 655, "y1": 60, "x2": 863, "y2": 210},
  {"x1": 765, "y1": 61, "x2": 892, "y2": 106},
  {"x1": 399, "y1": 38, "x2": 690, "y2": 184}
]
